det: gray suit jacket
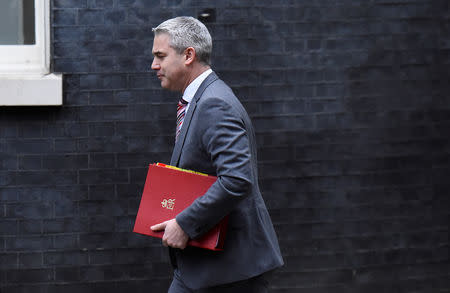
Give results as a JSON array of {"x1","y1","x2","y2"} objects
[{"x1": 170, "y1": 72, "x2": 283, "y2": 289}]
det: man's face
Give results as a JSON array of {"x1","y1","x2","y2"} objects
[{"x1": 151, "y1": 34, "x2": 187, "y2": 92}]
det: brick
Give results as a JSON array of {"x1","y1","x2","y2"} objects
[
  {"x1": 105, "y1": 10, "x2": 126, "y2": 24},
  {"x1": 53, "y1": 235, "x2": 78, "y2": 249},
  {"x1": 42, "y1": 154, "x2": 88, "y2": 170},
  {"x1": 0, "y1": 187, "x2": 18, "y2": 202},
  {"x1": 79, "y1": 9, "x2": 105, "y2": 25},
  {"x1": 115, "y1": 121, "x2": 164, "y2": 136},
  {"x1": 54, "y1": 198, "x2": 78, "y2": 218},
  {"x1": 54, "y1": 57, "x2": 91, "y2": 73},
  {"x1": 18, "y1": 253, "x2": 43, "y2": 268},
  {"x1": 88, "y1": 122, "x2": 115, "y2": 136},
  {"x1": 6, "y1": 268, "x2": 53, "y2": 283},
  {"x1": 125, "y1": 136, "x2": 149, "y2": 152},
  {"x1": 253, "y1": 115, "x2": 314, "y2": 132},
  {"x1": 126, "y1": 8, "x2": 149, "y2": 25},
  {"x1": 128, "y1": 73, "x2": 158, "y2": 89},
  {"x1": 92, "y1": 56, "x2": 115, "y2": 72},
  {"x1": 129, "y1": 167, "x2": 147, "y2": 184},
  {"x1": 44, "y1": 251, "x2": 88, "y2": 266},
  {"x1": 0, "y1": 220, "x2": 18, "y2": 236},
  {"x1": 44, "y1": 218, "x2": 89, "y2": 234},
  {"x1": 16, "y1": 186, "x2": 86, "y2": 202},
  {"x1": 46, "y1": 283, "x2": 91, "y2": 293},
  {"x1": 54, "y1": 42, "x2": 83, "y2": 58},
  {"x1": 15, "y1": 171, "x2": 77, "y2": 186},
  {"x1": 78, "y1": 199, "x2": 127, "y2": 217},
  {"x1": 5, "y1": 139, "x2": 53, "y2": 155},
  {"x1": 116, "y1": 183, "x2": 143, "y2": 199},
  {"x1": 89, "y1": 153, "x2": 116, "y2": 168},
  {"x1": 80, "y1": 74, "x2": 127, "y2": 90},
  {"x1": 88, "y1": 216, "x2": 115, "y2": 232},
  {"x1": 55, "y1": 267, "x2": 80, "y2": 282},
  {"x1": 1, "y1": 153, "x2": 17, "y2": 170},
  {"x1": 5, "y1": 236, "x2": 53, "y2": 251},
  {"x1": 83, "y1": 26, "x2": 115, "y2": 42},
  {"x1": 111, "y1": 250, "x2": 141, "y2": 266},
  {"x1": 117, "y1": 152, "x2": 152, "y2": 168},
  {"x1": 250, "y1": 84, "x2": 297, "y2": 100},
  {"x1": 0, "y1": 253, "x2": 18, "y2": 269},
  {"x1": 78, "y1": 137, "x2": 128, "y2": 153},
  {"x1": 54, "y1": 26, "x2": 85, "y2": 42},
  {"x1": 18, "y1": 220, "x2": 43, "y2": 235},
  {"x1": 17, "y1": 123, "x2": 42, "y2": 138},
  {"x1": 17, "y1": 155, "x2": 41, "y2": 171},
  {"x1": 128, "y1": 263, "x2": 153, "y2": 278},
  {"x1": 117, "y1": 0, "x2": 155, "y2": 8},
  {"x1": 53, "y1": 9, "x2": 78, "y2": 26},
  {"x1": 87, "y1": 184, "x2": 116, "y2": 200},
  {"x1": 219, "y1": 70, "x2": 258, "y2": 87},
  {"x1": 127, "y1": 39, "x2": 151, "y2": 56},
  {"x1": 7, "y1": 202, "x2": 52, "y2": 219},
  {"x1": 80, "y1": 264, "x2": 129, "y2": 281},
  {"x1": 117, "y1": 56, "x2": 150, "y2": 72},
  {"x1": 88, "y1": 249, "x2": 114, "y2": 265},
  {"x1": 117, "y1": 25, "x2": 139, "y2": 40},
  {"x1": 79, "y1": 169, "x2": 128, "y2": 185},
  {"x1": 102, "y1": 105, "x2": 129, "y2": 120},
  {"x1": 0, "y1": 122, "x2": 18, "y2": 137},
  {"x1": 127, "y1": 103, "x2": 172, "y2": 121},
  {"x1": 41, "y1": 122, "x2": 88, "y2": 138},
  {"x1": 116, "y1": 279, "x2": 171, "y2": 292},
  {"x1": 54, "y1": 0, "x2": 87, "y2": 8},
  {"x1": 79, "y1": 232, "x2": 127, "y2": 249},
  {"x1": 89, "y1": 91, "x2": 114, "y2": 105},
  {"x1": 114, "y1": 216, "x2": 134, "y2": 234},
  {"x1": 127, "y1": 197, "x2": 141, "y2": 216}
]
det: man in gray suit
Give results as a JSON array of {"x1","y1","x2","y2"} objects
[{"x1": 150, "y1": 16, "x2": 284, "y2": 292}]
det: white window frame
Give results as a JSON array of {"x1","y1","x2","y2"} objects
[{"x1": 0, "y1": 0, "x2": 62, "y2": 106}]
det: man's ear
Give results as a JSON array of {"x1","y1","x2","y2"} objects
[{"x1": 184, "y1": 47, "x2": 196, "y2": 65}]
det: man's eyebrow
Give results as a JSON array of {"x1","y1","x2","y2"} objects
[{"x1": 152, "y1": 50, "x2": 165, "y2": 56}]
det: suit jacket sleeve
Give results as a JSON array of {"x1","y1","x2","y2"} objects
[{"x1": 176, "y1": 96, "x2": 252, "y2": 240}]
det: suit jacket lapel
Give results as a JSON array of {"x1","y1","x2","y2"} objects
[{"x1": 170, "y1": 72, "x2": 219, "y2": 166}]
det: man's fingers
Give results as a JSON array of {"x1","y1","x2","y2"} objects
[
  {"x1": 162, "y1": 235, "x2": 169, "y2": 247},
  {"x1": 163, "y1": 238, "x2": 186, "y2": 249},
  {"x1": 156, "y1": 219, "x2": 189, "y2": 249},
  {"x1": 150, "y1": 221, "x2": 167, "y2": 231}
]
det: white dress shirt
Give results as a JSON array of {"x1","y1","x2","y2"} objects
[{"x1": 182, "y1": 68, "x2": 213, "y2": 113}]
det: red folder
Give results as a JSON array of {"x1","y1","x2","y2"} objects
[{"x1": 133, "y1": 163, "x2": 228, "y2": 251}]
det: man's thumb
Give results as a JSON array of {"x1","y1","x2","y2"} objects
[{"x1": 150, "y1": 221, "x2": 167, "y2": 231}]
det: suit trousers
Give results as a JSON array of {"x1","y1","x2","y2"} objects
[{"x1": 168, "y1": 269, "x2": 273, "y2": 293}]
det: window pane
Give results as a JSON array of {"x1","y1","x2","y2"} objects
[{"x1": 0, "y1": 0, "x2": 35, "y2": 45}]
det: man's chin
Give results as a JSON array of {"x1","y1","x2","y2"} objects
[
  {"x1": 161, "y1": 83, "x2": 180, "y2": 92},
  {"x1": 160, "y1": 81, "x2": 170, "y2": 90}
]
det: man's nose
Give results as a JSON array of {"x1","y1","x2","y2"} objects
[{"x1": 151, "y1": 59, "x2": 159, "y2": 70}]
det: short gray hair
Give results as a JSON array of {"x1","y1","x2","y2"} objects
[{"x1": 152, "y1": 16, "x2": 212, "y2": 65}]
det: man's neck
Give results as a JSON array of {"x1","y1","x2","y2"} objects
[{"x1": 182, "y1": 65, "x2": 211, "y2": 93}]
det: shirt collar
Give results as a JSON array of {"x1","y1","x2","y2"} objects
[{"x1": 182, "y1": 69, "x2": 213, "y2": 104}]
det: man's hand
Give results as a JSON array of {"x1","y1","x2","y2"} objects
[{"x1": 150, "y1": 218, "x2": 189, "y2": 249}]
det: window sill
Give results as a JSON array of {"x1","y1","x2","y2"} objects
[{"x1": 0, "y1": 73, "x2": 63, "y2": 106}]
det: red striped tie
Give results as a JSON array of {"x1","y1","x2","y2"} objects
[{"x1": 176, "y1": 98, "x2": 188, "y2": 141}]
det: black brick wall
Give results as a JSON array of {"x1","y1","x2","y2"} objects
[{"x1": 1, "y1": 0, "x2": 449, "y2": 292}]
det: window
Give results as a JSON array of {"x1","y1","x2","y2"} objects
[
  {"x1": 0, "y1": 1, "x2": 35, "y2": 45},
  {"x1": 0, "y1": 0, "x2": 62, "y2": 106}
]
